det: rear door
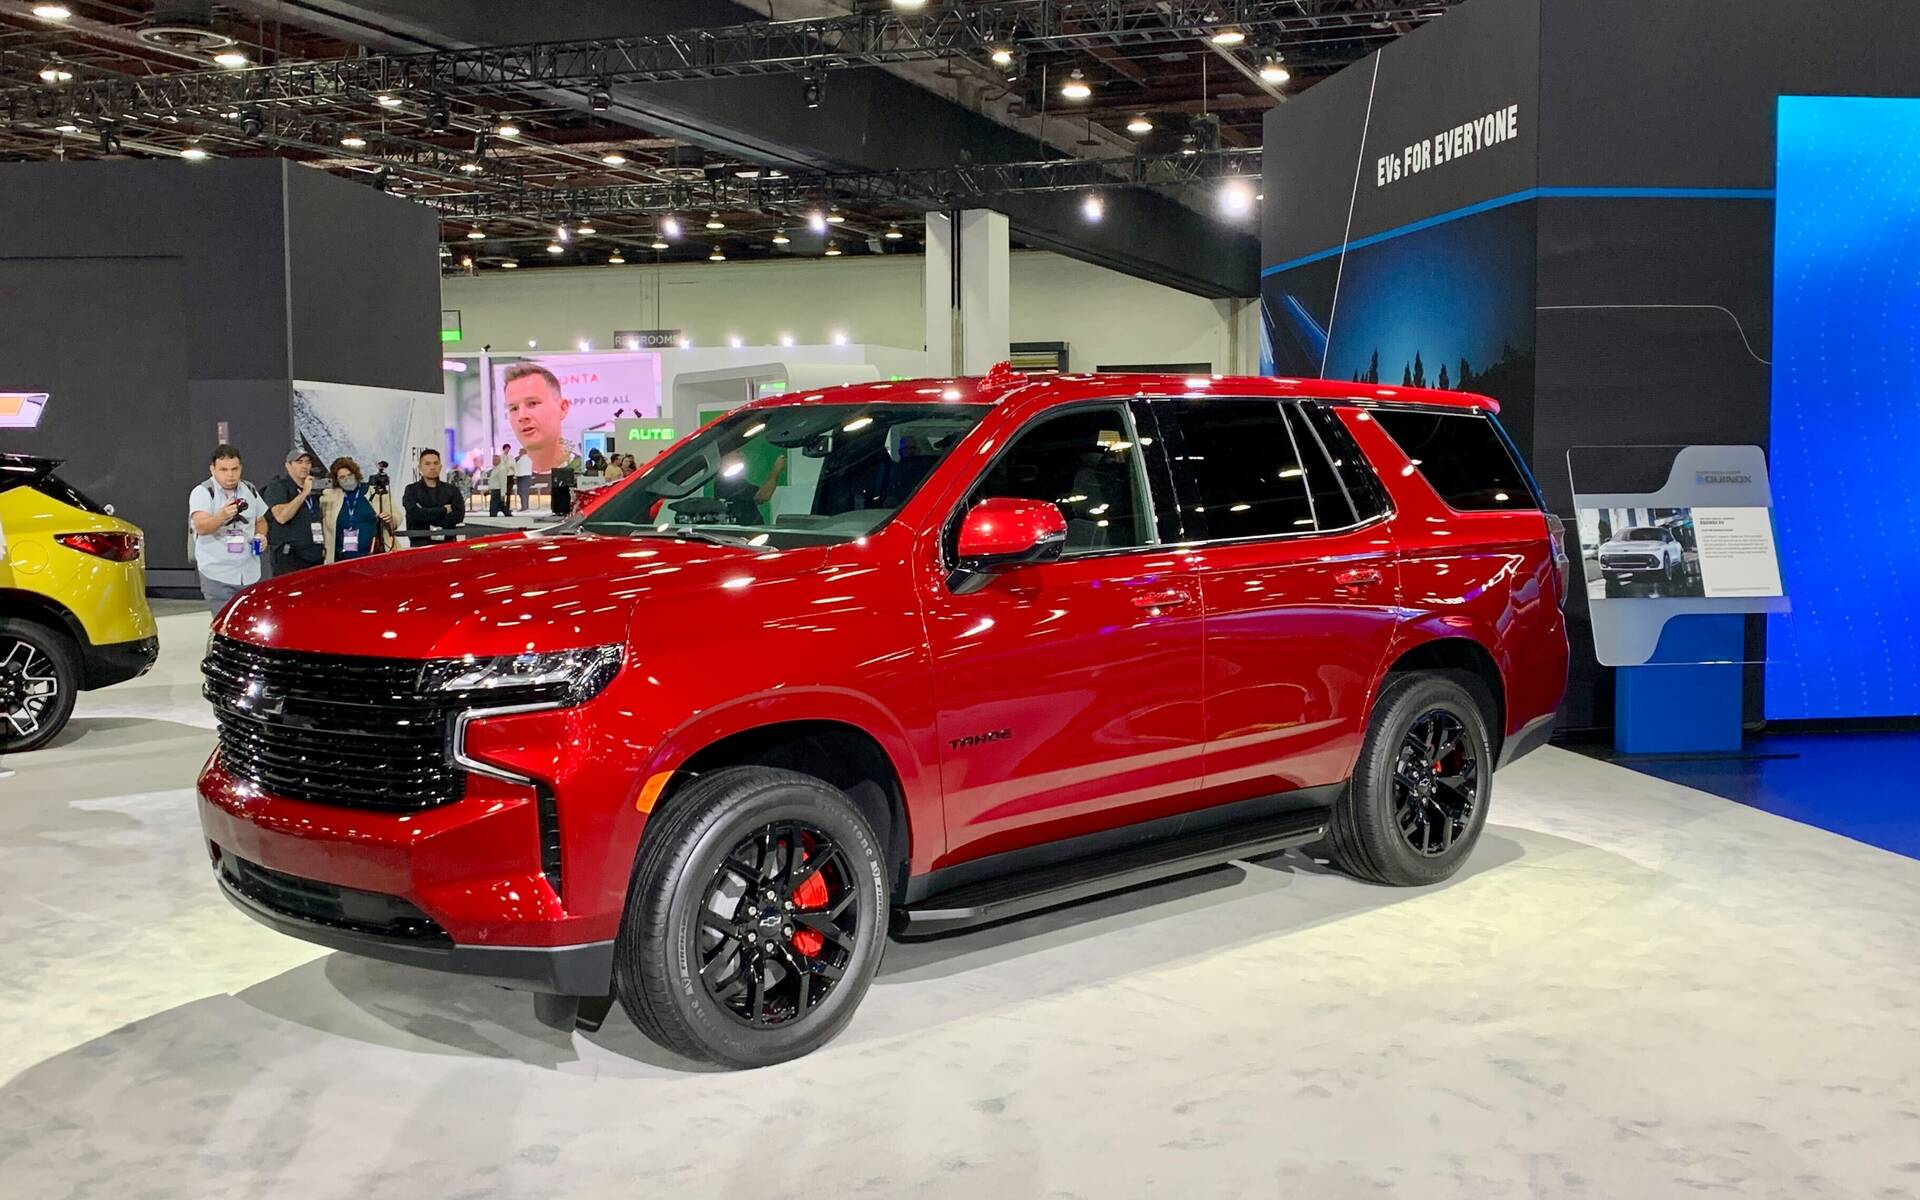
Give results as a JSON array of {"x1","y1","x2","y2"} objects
[
  {"x1": 1152, "y1": 398, "x2": 1403, "y2": 800},
  {"x1": 921, "y1": 402, "x2": 1207, "y2": 865}
]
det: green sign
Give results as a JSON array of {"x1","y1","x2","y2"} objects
[
  {"x1": 616, "y1": 418, "x2": 677, "y2": 445},
  {"x1": 439, "y1": 329, "x2": 462, "y2": 343}
]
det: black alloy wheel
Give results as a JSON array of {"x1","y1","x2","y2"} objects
[
  {"x1": 695, "y1": 820, "x2": 858, "y2": 1028},
  {"x1": 1390, "y1": 709, "x2": 1480, "y2": 857},
  {"x1": 0, "y1": 620, "x2": 79, "y2": 754}
]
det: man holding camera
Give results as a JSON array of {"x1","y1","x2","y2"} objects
[
  {"x1": 261, "y1": 448, "x2": 325, "y2": 576},
  {"x1": 188, "y1": 443, "x2": 267, "y2": 614},
  {"x1": 402, "y1": 448, "x2": 465, "y2": 545}
]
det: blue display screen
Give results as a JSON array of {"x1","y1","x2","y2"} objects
[{"x1": 1767, "y1": 96, "x2": 1920, "y2": 720}]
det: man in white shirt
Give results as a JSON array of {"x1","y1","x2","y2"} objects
[
  {"x1": 513, "y1": 446, "x2": 534, "y2": 512},
  {"x1": 189, "y1": 443, "x2": 268, "y2": 615}
]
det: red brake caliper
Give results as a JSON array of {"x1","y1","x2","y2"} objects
[{"x1": 790, "y1": 866, "x2": 828, "y2": 957}]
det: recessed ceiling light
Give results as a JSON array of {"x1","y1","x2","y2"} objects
[
  {"x1": 1127, "y1": 114, "x2": 1154, "y2": 134},
  {"x1": 1209, "y1": 28, "x2": 1246, "y2": 46},
  {"x1": 1060, "y1": 69, "x2": 1091, "y2": 100},
  {"x1": 180, "y1": 145, "x2": 209, "y2": 161},
  {"x1": 601, "y1": 152, "x2": 627, "y2": 165},
  {"x1": 214, "y1": 51, "x2": 248, "y2": 68},
  {"x1": 495, "y1": 122, "x2": 520, "y2": 137},
  {"x1": 499, "y1": 260, "x2": 518, "y2": 268},
  {"x1": 340, "y1": 135, "x2": 367, "y2": 148},
  {"x1": 32, "y1": 4, "x2": 72, "y2": 20},
  {"x1": 466, "y1": 228, "x2": 485, "y2": 239},
  {"x1": 376, "y1": 93, "x2": 402, "y2": 108}
]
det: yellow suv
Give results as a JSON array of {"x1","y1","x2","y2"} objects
[{"x1": 0, "y1": 454, "x2": 158, "y2": 752}]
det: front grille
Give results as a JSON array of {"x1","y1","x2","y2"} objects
[
  {"x1": 218, "y1": 850, "x2": 450, "y2": 943},
  {"x1": 1602, "y1": 553, "x2": 1659, "y2": 570},
  {"x1": 204, "y1": 636, "x2": 464, "y2": 811}
]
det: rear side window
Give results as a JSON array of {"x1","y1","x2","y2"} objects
[
  {"x1": 1155, "y1": 399, "x2": 1315, "y2": 539},
  {"x1": 35, "y1": 473, "x2": 108, "y2": 515},
  {"x1": 1282, "y1": 404, "x2": 1358, "y2": 528},
  {"x1": 1369, "y1": 409, "x2": 1535, "y2": 511},
  {"x1": 1301, "y1": 403, "x2": 1390, "y2": 522}
]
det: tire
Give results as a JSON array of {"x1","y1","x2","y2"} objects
[
  {"x1": 0, "y1": 617, "x2": 80, "y2": 754},
  {"x1": 1312, "y1": 673, "x2": 1494, "y2": 887},
  {"x1": 613, "y1": 765, "x2": 889, "y2": 1069}
]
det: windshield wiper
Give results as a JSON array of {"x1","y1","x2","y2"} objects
[{"x1": 593, "y1": 523, "x2": 758, "y2": 548}]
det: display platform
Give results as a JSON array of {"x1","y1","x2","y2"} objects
[{"x1": 2, "y1": 607, "x2": 1918, "y2": 1197}]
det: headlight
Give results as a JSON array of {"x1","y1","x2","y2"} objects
[{"x1": 418, "y1": 644, "x2": 623, "y2": 706}]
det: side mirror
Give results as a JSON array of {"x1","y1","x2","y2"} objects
[{"x1": 950, "y1": 497, "x2": 1066, "y2": 593}]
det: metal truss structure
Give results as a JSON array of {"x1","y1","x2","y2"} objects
[
  {"x1": 428, "y1": 147, "x2": 1264, "y2": 222},
  {"x1": 4, "y1": 2, "x2": 1456, "y2": 125}
]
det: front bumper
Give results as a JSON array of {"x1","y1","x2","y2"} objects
[{"x1": 80, "y1": 633, "x2": 158, "y2": 690}]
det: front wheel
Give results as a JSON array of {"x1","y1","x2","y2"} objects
[
  {"x1": 0, "y1": 618, "x2": 79, "y2": 754},
  {"x1": 614, "y1": 766, "x2": 889, "y2": 1068},
  {"x1": 1312, "y1": 673, "x2": 1494, "y2": 886}
]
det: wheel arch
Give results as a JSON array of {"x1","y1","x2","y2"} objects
[
  {"x1": 1383, "y1": 635, "x2": 1507, "y2": 763},
  {"x1": 0, "y1": 588, "x2": 86, "y2": 648}
]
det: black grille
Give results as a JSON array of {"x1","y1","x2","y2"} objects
[
  {"x1": 218, "y1": 850, "x2": 450, "y2": 943},
  {"x1": 203, "y1": 636, "x2": 464, "y2": 811},
  {"x1": 1603, "y1": 553, "x2": 1660, "y2": 570}
]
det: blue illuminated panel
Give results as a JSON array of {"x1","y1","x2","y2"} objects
[{"x1": 1767, "y1": 96, "x2": 1920, "y2": 720}]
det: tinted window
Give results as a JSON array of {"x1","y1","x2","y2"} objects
[
  {"x1": 1370, "y1": 409, "x2": 1535, "y2": 511},
  {"x1": 35, "y1": 473, "x2": 108, "y2": 515},
  {"x1": 1301, "y1": 403, "x2": 1390, "y2": 522},
  {"x1": 1625, "y1": 528, "x2": 1665, "y2": 542},
  {"x1": 970, "y1": 406, "x2": 1151, "y2": 553},
  {"x1": 1283, "y1": 403, "x2": 1358, "y2": 529},
  {"x1": 1159, "y1": 400, "x2": 1315, "y2": 539}
]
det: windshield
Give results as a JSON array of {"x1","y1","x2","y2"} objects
[
  {"x1": 1623, "y1": 528, "x2": 1665, "y2": 542},
  {"x1": 579, "y1": 402, "x2": 987, "y2": 547}
]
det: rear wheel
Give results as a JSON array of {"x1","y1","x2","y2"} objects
[
  {"x1": 0, "y1": 618, "x2": 79, "y2": 754},
  {"x1": 613, "y1": 765, "x2": 888, "y2": 1068},
  {"x1": 1312, "y1": 673, "x2": 1493, "y2": 886}
]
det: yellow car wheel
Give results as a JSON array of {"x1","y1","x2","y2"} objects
[{"x1": 0, "y1": 617, "x2": 78, "y2": 753}]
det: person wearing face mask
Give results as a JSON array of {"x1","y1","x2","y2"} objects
[{"x1": 320, "y1": 456, "x2": 396, "y2": 563}]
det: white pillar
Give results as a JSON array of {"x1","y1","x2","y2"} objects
[{"x1": 923, "y1": 209, "x2": 1010, "y2": 377}]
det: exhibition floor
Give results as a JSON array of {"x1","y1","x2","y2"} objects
[{"x1": 3, "y1": 607, "x2": 1918, "y2": 1199}]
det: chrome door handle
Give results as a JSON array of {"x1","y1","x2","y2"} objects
[
  {"x1": 1132, "y1": 588, "x2": 1193, "y2": 610},
  {"x1": 1334, "y1": 567, "x2": 1383, "y2": 592}
]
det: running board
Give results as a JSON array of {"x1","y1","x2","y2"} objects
[{"x1": 894, "y1": 807, "x2": 1329, "y2": 937}]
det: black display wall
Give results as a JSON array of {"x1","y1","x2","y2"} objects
[
  {"x1": 0, "y1": 159, "x2": 439, "y2": 587},
  {"x1": 1262, "y1": 0, "x2": 1920, "y2": 731}
]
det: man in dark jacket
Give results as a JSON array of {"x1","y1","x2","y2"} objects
[
  {"x1": 261, "y1": 449, "x2": 325, "y2": 576},
  {"x1": 402, "y1": 448, "x2": 465, "y2": 545}
]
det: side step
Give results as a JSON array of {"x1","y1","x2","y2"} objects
[{"x1": 894, "y1": 807, "x2": 1329, "y2": 937}]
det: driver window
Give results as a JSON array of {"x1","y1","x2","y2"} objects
[{"x1": 970, "y1": 406, "x2": 1152, "y2": 553}]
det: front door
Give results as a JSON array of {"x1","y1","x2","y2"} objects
[{"x1": 921, "y1": 403, "x2": 1206, "y2": 867}]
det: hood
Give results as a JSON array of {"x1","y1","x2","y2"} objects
[{"x1": 216, "y1": 531, "x2": 831, "y2": 659}]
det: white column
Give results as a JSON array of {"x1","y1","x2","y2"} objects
[{"x1": 923, "y1": 209, "x2": 1011, "y2": 377}]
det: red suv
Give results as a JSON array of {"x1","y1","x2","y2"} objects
[{"x1": 199, "y1": 369, "x2": 1567, "y2": 1068}]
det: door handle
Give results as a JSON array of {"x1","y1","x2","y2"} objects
[
  {"x1": 1131, "y1": 587, "x2": 1193, "y2": 610},
  {"x1": 1333, "y1": 567, "x2": 1383, "y2": 592}
]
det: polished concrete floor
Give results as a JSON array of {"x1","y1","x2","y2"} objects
[{"x1": 3, "y1": 605, "x2": 1918, "y2": 1199}]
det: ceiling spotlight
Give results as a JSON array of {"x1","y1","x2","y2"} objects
[
  {"x1": 180, "y1": 144, "x2": 209, "y2": 161},
  {"x1": 556, "y1": 223, "x2": 571, "y2": 243},
  {"x1": 766, "y1": 168, "x2": 787, "y2": 179},
  {"x1": 832, "y1": 331, "x2": 849, "y2": 346},
  {"x1": 1259, "y1": 56, "x2": 1291, "y2": 84},
  {"x1": 677, "y1": 337, "x2": 692, "y2": 349},
  {"x1": 989, "y1": 46, "x2": 1014, "y2": 67},
  {"x1": 428, "y1": 103, "x2": 450, "y2": 132},
  {"x1": 709, "y1": 247, "x2": 727, "y2": 262},
  {"x1": 1208, "y1": 28, "x2": 1246, "y2": 46},
  {"x1": 238, "y1": 107, "x2": 264, "y2": 137},
  {"x1": 1219, "y1": 177, "x2": 1256, "y2": 217},
  {"x1": 608, "y1": 254, "x2": 626, "y2": 265},
  {"x1": 1081, "y1": 193, "x2": 1104, "y2": 222},
  {"x1": 823, "y1": 242, "x2": 843, "y2": 256},
  {"x1": 495, "y1": 122, "x2": 520, "y2": 138},
  {"x1": 1179, "y1": 132, "x2": 1198, "y2": 156},
  {"x1": 547, "y1": 242, "x2": 564, "y2": 254},
  {"x1": 779, "y1": 334, "x2": 796, "y2": 347},
  {"x1": 38, "y1": 62, "x2": 73, "y2": 84},
  {"x1": 803, "y1": 73, "x2": 824, "y2": 109},
  {"x1": 376, "y1": 93, "x2": 402, "y2": 108},
  {"x1": 32, "y1": 4, "x2": 72, "y2": 19},
  {"x1": 601, "y1": 151, "x2": 627, "y2": 165},
  {"x1": 1060, "y1": 69, "x2": 1091, "y2": 100},
  {"x1": 576, "y1": 223, "x2": 596, "y2": 235},
  {"x1": 660, "y1": 214, "x2": 682, "y2": 239},
  {"x1": 891, "y1": 0, "x2": 927, "y2": 8},
  {"x1": 578, "y1": 338, "x2": 592, "y2": 352},
  {"x1": 884, "y1": 225, "x2": 904, "y2": 240},
  {"x1": 589, "y1": 90, "x2": 611, "y2": 112},
  {"x1": 371, "y1": 165, "x2": 393, "y2": 191},
  {"x1": 734, "y1": 166, "x2": 762, "y2": 179},
  {"x1": 728, "y1": 334, "x2": 744, "y2": 348},
  {"x1": 771, "y1": 229, "x2": 791, "y2": 245},
  {"x1": 459, "y1": 255, "x2": 472, "y2": 268},
  {"x1": 467, "y1": 228, "x2": 486, "y2": 239},
  {"x1": 1127, "y1": 114, "x2": 1154, "y2": 135},
  {"x1": 650, "y1": 238, "x2": 670, "y2": 250},
  {"x1": 214, "y1": 51, "x2": 249, "y2": 68},
  {"x1": 826, "y1": 209, "x2": 846, "y2": 224},
  {"x1": 808, "y1": 210, "x2": 828, "y2": 234},
  {"x1": 97, "y1": 127, "x2": 122, "y2": 154},
  {"x1": 459, "y1": 160, "x2": 482, "y2": 173},
  {"x1": 340, "y1": 134, "x2": 367, "y2": 149},
  {"x1": 53, "y1": 122, "x2": 79, "y2": 134},
  {"x1": 499, "y1": 260, "x2": 519, "y2": 269},
  {"x1": 705, "y1": 213, "x2": 725, "y2": 230}
]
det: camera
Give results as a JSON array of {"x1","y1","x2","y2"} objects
[{"x1": 368, "y1": 461, "x2": 392, "y2": 496}]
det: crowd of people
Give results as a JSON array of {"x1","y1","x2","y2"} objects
[{"x1": 189, "y1": 441, "x2": 643, "y2": 613}]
